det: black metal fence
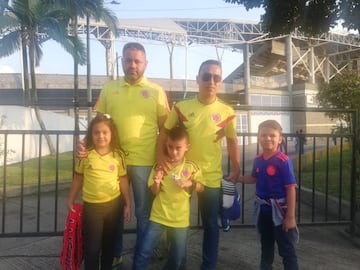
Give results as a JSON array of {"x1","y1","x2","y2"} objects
[{"x1": 0, "y1": 107, "x2": 359, "y2": 237}]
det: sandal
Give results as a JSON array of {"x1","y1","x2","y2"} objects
[{"x1": 112, "y1": 256, "x2": 123, "y2": 270}]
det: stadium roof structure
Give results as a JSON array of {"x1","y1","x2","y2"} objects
[{"x1": 76, "y1": 18, "x2": 360, "y2": 84}]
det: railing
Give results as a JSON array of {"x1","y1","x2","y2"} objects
[{"x1": 0, "y1": 107, "x2": 358, "y2": 237}]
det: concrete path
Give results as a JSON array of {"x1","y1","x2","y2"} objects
[{"x1": 0, "y1": 225, "x2": 359, "y2": 270}]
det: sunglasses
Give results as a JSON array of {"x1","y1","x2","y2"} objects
[{"x1": 201, "y1": 73, "x2": 222, "y2": 83}]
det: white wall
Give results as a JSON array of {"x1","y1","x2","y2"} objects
[{"x1": 0, "y1": 106, "x2": 85, "y2": 165}]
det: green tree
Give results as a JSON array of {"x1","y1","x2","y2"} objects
[
  {"x1": 49, "y1": 0, "x2": 118, "y2": 135},
  {"x1": 0, "y1": 0, "x2": 86, "y2": 154},
  {"x1": 317, "y1": 71, "x2": 360, "y2": 137},
  {"x1": 224, "y1": 0, "x2": 360, "y2": 36}
]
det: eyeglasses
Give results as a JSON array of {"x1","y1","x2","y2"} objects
[{"x1": 201, "y1": 73, "x2": 222, "y2": 83}]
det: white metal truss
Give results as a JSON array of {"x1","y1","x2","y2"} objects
[
  {"x1": 2, "y1": 17, "x2": 355, "y2": 83},
  {"x1": 74, "y1": 18, "x2": 359, "y2": 82}
]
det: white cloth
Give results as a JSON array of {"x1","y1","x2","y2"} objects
[{"x1": 222, "y1": 179, "x2": 236, "y2": 208}]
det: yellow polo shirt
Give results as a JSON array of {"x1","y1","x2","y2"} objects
[
  {"x1": 75, "y1": 149, "x2": 126, "y2": 203},
  {"x1": 95, "y1": 77, "x2": 169, "y2": 166},
  {"x1": 164, "y1": 97, "x2": 237, "y2": 188}
]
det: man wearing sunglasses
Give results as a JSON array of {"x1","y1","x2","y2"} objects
[{"x1": 157, "y1": 59, "x2": 240, "y2": 270}]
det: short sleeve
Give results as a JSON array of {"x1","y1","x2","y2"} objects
[
  {"x1": 164, "y1": 105, "x2": 180, "y2": 130},
  {"x1": 74, "y1": 158, "x2": 84, "y2": 174}
]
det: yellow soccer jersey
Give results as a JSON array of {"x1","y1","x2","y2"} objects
[
  {"x1": 95, "y1": 77, "x2": 169, "y2": 166},
  {"x1": 148, "y1": 159, "x2": 201, "y2": 228},
  {"x1": 164, "y1": 97, "x2": 237, "y2": 188},
  {"x1": 75, "y1": 149, "x2": 127, "y2": 203}
]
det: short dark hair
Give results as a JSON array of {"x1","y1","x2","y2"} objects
[
  {"x1": 122, "y1": 42, "x2": 146, "y2": 55},
  {"x1": 198, "y1": 59, "x2": 222, "y2": 75},
  {"x1": 168, "y1": 125, "x2": 189, "y2": 143},
  {"x1": 258, "y1": 120, "x2": 283, "y2": 134}
]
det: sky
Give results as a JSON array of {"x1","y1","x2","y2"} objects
[{"x1": 0, "y1": 0, "x2": 264, "y2": 80}]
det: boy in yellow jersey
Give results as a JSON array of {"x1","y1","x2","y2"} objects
[
  {"x1": 157, "y1": 60, "x2": 240, "y2": 270},
  {"x1": 77, "y1": 42, "x2": 169, "y2": 267},
  {"x1": 133, "y1": 125, "x2": 203, "y2": 270}
]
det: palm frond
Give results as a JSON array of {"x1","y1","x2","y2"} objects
[{"x1": 0, "y1": 30, "x2": 20, "y2": 57}]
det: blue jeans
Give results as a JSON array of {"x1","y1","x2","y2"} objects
[
  {"x1": 198, "y1": 186, "x2": 221, "y2": 270},
  {"x1": 258, "y1": 211, "x2": 299, "y2": 270},
  {"x1": 127, "y1": 165, "x2": 153, "y2": 254},
  {"x1": 82, "y1": 196, "x2": 121, "y2": 270},
  {"x1": 132, "y1": 221, "x2": 188, "y2": 270}
]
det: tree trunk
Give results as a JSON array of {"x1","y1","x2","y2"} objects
[
  {"x1": 20, "y1": 28, "x2": 30, "y2": 106},
  {"x1": 72, "y1": 16, "x2": 80, "y2": 142},
  {"x1": 29, "y1": 32, "x2": 55, "y2": 155}
]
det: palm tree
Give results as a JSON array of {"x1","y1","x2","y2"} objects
[
  {"x1": 0, "y1": 0, "x2": 86, "y2": 154},
  {"x1": 49, "y1": 0, "x2": 118, "y2": 136}
]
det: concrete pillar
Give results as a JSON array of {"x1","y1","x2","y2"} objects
[
  {"x1": 243, "y1": 42, "x2": 250, "y2": 105},
  {"x1": 309, "y1": 46, "x2": 315, "y2": 84},
  {"x1": 325, "y1": 57, "x2": 330, "y2": 83},
  {"x1": 286, "y1": 35, "x2": 293, "y2": 106}
]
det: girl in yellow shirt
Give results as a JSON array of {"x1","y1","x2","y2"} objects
[{"x1": 67, "y1": 113, "x2": 131, "y2": 270}]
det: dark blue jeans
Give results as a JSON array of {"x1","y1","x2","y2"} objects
[
  {"x1": 127, "y1": 166, "x2": 153, "y2": 255},
  {"x1": 132, "y1": 221, "x2": 188, "y2": 270},
  {"x1": 257, "y1": 211, "x2": 298, "y2": 270},
  {"x1": 198, "y1": 186, "x2": 221, "y2": 270},
  {"x1": 82, "y1": 196, "x2": 121, "y2": 270}
]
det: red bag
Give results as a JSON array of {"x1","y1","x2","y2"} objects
[{"x1": 60, "y1": 203, "x2": 83, "y2": 270}]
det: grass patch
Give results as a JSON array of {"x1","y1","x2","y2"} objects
[
  {"x1": 298, "y1": 149, "x2": 354, "y2": 202},
  {"x1": 0, "y1": 151, "x2": 74, "y2": 186}
]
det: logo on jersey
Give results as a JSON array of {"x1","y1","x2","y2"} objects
[
  {"x1": 109, "y1": 164, "x2": 116, "y2": 172},
  {"x1": 266, "y1": 165, "x2": 276, "y2": 176},
  {"x1": 141, "y1": 90, "x2": 150, "y2": 98},
  {"x1": 211, "y1": 113, "x2": 221, "y2": 123},
  {"x1": 181, "y1": 168, "x2": 190, "y2": 178}
]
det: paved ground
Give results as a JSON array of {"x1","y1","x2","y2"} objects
[
  {"x1": 0, "y1": 225, "x2": 359, "y2": 270},
  {"x1": 1, "y1": 141, "x2": 359, "y2": 269}
]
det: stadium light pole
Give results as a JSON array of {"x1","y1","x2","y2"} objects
[{"x1": 86, "y1": 14, "x2": 92, "y2": 125}]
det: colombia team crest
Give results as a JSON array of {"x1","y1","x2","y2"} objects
[
  {"x1": 141, "y1": 89, "x2": 150, "y2": 98},
  {"x1": 211, "y1": 113, "x2": 221, "y2": 123},
  {"x1": 266, "y1": 165, "x2": 276, "y2": 176},
  {"x1": 108, "y1": 164, "x2": 116, "y2": 172},
  {"x1": 181, "y1": 168, "x2": 190, "y2": 178}
]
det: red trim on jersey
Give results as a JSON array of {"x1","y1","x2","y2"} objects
[
  {"x1": 216, "y1": 114, "x2": 235, "y2": 128},
  {"x1": 174, "y1": 105, "x2": 188, "y2": 122}
]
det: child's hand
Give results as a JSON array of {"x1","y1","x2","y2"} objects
[
  {"x1": 227, "y1": 170, "x2": 240, "y2": 183},
  {"x1": 67, "y1": 201, "x2": 75, "y2": 213},
  {"x1": 176, "y1": 179, "x2": 192, "y2": 189},
  {"x1": 153, "y1": 169, "x2": 164, "y2": 184},
  {"x1": 282, "y1": 216, "x2": 296, "y2": 232},
  {"x1": 124, "y1": 204, "x2": 131, "y2": 223}
]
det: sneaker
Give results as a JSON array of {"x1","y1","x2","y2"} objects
[
  {"x1": 112, "y1": 256, "x2": 123, "y2": 270},
  {"x1": 223, "y1": 225, "x2": 230, "y2": 232}
]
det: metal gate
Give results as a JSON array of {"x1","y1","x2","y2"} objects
[{"x1": 0, "y1": 106, "x2": 359, "y2": 237}]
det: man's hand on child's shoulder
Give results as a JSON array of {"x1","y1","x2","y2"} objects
[{"x1": 76, "y1": 139, "x2": 88, "y2": 159}]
